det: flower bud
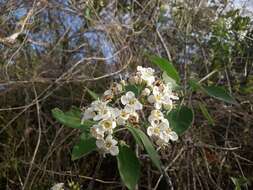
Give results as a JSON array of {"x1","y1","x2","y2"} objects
[
  {"x1": 141, "y1": 88, "x2": 151, "y2": 96},
  {"x1": 129, "y1": 75, "x2": 142, "y2": 85}
]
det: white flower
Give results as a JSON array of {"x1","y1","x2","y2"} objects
[
  {"x1": 128, "y1": 111, "x2": 139, "y2": 124},
  {"x1": 147, "y1": 118, "x2": 178, "y2": 146},
  {"x1": 96, "y1": 135, "x2": 119, "y2": 156},
  {"x1": 137, "y1": 66, "x2": 155, "y2": 85},
  {"x1": 104, "y1": 83, "x2": 123, "y2": 97},
  {"x1": 112, "y1": 82, "x2": 123, "y2": 94},
  {"x1": 148, "y1": 110, "x2": 164, "y2": 126},
  {"x1": 104, "y1": 89, "x2": 113, "y2": 96},
  {"x1": 116, "y1": 109, "x2": 130, "y2": 125},
  {"x1": 121, "y1": 91, "x2": 143, "y2": 112},
  {"x1": 128, "y1": 75, "x2": 142, "y2": 85},
  {"x1": 120, "y1": 79, "x2": 127, "y2": 86},
  {"x1": 158, "y1": 119, "x2": 178, "y2": 142},
  {"x1": 51, "y1": 183, "x2": 64, "y2": 190},
  {"x1": 238, "y1": 30, "x2": 247, "y2": 40},
  {"x1": 108, "y1": 107, "x2": 120, "y2": 119},
  {"x1": 148, "y1": 86, "x2": 178, "y2": 110},
  {"x1": 91, "y1": 100, "x2": 111, "y2": 121},
  {"x1": 90, "y1": 124, "x2": 104, "y2": 139},
  {"x1": 82, "y1": 107, "x2": 96, "y2": 121},
  {"x1": 141, "y1": 88, "x2": 151, "y2": 96},
  {"x1": 99, "y1": 118, "x2": 117, "y2": 134},
  {"x1": 147, "y1": 87, "x2": 165, "y2": 109},
  {"x1": 147, "y1": 125, "x2": 163, "y2": 138},
  {"x1": 147, "y1": 118, "x2": 169, "y2": 138},
  {"x1": 90, "y1": 100, "x2": 119, "y2": 121},
  {"x1": 162, "y1": 128, "x2": 178, "y2": 142}
]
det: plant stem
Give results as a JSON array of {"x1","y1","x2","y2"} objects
[
  {"x1": 87, "y1": 154, "x2": 103, "y2": 190},
  {"x1": 161, "y1": 166, "x2": 174, "y2": 190}
]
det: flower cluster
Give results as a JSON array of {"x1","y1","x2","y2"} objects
[{"x1": 82, "y1": 66, "x2": 179, "y2": 156}]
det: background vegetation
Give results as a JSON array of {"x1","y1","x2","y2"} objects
[{"x1": 0, "y1": 0, "x2": 252, "y2": 189}]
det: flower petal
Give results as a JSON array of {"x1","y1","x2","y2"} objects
[
  {"x1": 126, "y1": 91, "x2": 135, "y2": 99},
  {"x1": 110, "y1": 146, "x2": 119, "y2": 156},
  {"x1": 134, "y1": 101, "x2": 143, "y2": 110},
  {"x1": 121, "y1": 95, "x2": 128, "y2": 105},
  {"x1": 96, "y1": 139, "x2": 104, "y2": 149},
  {"x1": 147, "y1": 126, "x2": 154, "y2": 136},
  {"x1": 169, "y1": 131, "x2": 178, "y2": 141},
  {"x1": 147, "y1": 95, "x2": 155, "y2": 104}
]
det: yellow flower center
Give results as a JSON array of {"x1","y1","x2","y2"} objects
[
  {"x1": 121, "y1": 111, "x2": 128, "y2": 118},
  {"x1": 165, "y1": 128, "x2": 171, "y2": 134},
  {"x1": 156, "y1": 95, "x2": 161, "y2": 101},
  {"x1": 103, "y1": 121, "x2": 112, "y2": 129},
  {"x1": 154, "y1": 128, "x2": 160, "y2": 134},
  {"x1": 129, "y1": 99, "x2": 136, "y2": 105},
  {"x1": 105, "y1": 141, "x2": 112, "y2": 148}
]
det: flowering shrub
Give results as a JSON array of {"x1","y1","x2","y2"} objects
[
  {"x1": 82, "y1": 65, "x2": 180, "y2": 157},
  {"x1": 52, "y1": 56, "x2": 236, "y2": 190}
]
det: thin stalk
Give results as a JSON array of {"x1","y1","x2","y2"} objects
[{"x1": 87, "y1": 154, "x2": 104, "y2": 190}]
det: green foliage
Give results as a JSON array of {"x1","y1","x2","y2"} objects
[
  {"x1": 116, "y1": 143, "x2": 141, "y2": 190},
  {"x1": 126, "y1": 127, "x2": 143, "y2": 148},
  {"x1": 128, "y1": 127, "x2": 161, "y2": 172},
  {"x1": 52, "y1": 107, "x2": 95, "y2": 129},
  {"x1": 230, "y1": 176, "x2": 250, "y2": 190},
  {"x1": 162, "y1": 72, "x2": 179, "y2": 90},
  {"x1": 188, "y1": 79, "x2": 202, "y2": 92},
  {"x1": 166, "y1": 106, "x2": 193, "y2": 135},
  {"x1": 149, "y1": 55, "x2": 180, "y2": 84},
  {"x1": 209, "y1": 10, "x2": 251, "y2": 69},
  {"x1": 71, "y1": 133, "x2": 97, "y2": 160},
  {"x1": 125, "y1": 84, "x2": 144, "y2": 97},
  {"x1": 202, "y1": 86, "x2": 237, "y2": 105},
  {"x1": 188, "y1": 79, "x2": 237, "y2": 105}
]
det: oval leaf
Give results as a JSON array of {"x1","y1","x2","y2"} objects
[
  {"x1": 72, "y1": 134, "x2": 96, "y2": 160},
  {"x1": 52, "y1": 108, "x2": 95, "y2": 129},
  {"x1": 202, "y1": 86, "x2": 237, "y2": 105},
  {"x1": 149, "y1": 55, "x2": 180, "y2": 84},
  {"x1": 188, "y1": 79, "x2": 202, "y2": 92},
  {"x1": 129, "y1": 127, "x2": 161, "y2": 172},
  {"x1": 167, "y1": 106, "x2": 193, "y2": 135},
  {"x1": 116, "y1": 144, "x2": 141, "y2": 190},
  {"x1": 127, "y1": 127, "x2": 143, "y2": 148}
]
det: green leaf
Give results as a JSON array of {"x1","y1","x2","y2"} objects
[
  {"x1": 129, "y1": 127, "x2": 161, "y2": 172},
  {"x1": 86, "y1": 88, "x2": 99, "y2": 100},
  {"x1": 116, "y1": 144, "x2": 141, "y2": 190},
  {"x1": 149, "y1": 55, "x2": 180, "y2": 83},
  {"x1": 202, "y1": 86, "x2": 237, "y2": 104},
  {"x1": 230, "y1": 176, "x2": 250, "y2": 190},
  {"x1": 198, "y1": 102, "x2": 215, "y2": 126},
  {"x1": 125, "y1": 84, "x2": 144, "y2": 97},
  {"x1": 188, "y1": 79, "x2": 237, "y2": 105},
  {"x1": 52, "y1": 108, "x2": 95, "y2": 129},
  {"x1": 188, "y1": 79, "x2": 202, "y2": 91},
  {"x1": 127, "y1": 127, "x2": 143, "y2": 148},
  {"x1": 167, "y1": 106, "x2": 193, "y2": 135},
  {"x1": 63, "y1": 106, "x2": 82, "y2": 117},
  {"x1": 162, "y1": 72, "x2": 179, "y2": 89},
  {"x1": 72, "y1": 134, "x2": 96, "y2": 160}
]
